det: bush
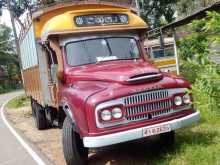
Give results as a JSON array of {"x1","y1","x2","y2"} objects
[
  {"x1": 180, "y1": 60, "x2": 202, "y2": 83},
  {"x1": 0, "y1": 85, "x2": 6, "y2": 93},
  {"x1": 178, "y1": 11, "x2": 220, "y2": 114},
  {"x1": 192, "y1": 64, "x2": 220, "y2": 113}
]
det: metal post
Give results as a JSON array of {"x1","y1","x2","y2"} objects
[
  {"x1": 159, "y1": 28, "x2": 165, "y2": 56},
  {"x1": 173, "y1": 29, "x2": 180, "y2": 75}
]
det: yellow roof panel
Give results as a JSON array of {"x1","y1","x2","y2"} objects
[{"x1": 33, "y1": 4, "x2": 147, "y2": 41}]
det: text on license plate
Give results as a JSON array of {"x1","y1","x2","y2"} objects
[{"x1": 143, "y1": 124, "x2": 171, "y2": 137}]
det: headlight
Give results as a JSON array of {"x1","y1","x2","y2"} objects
[
  {"x1": 101, "y1": 110, "x2": 111, "y2": 121},
  {"x1": 174, "y1": 96, "x2": 182, "y2": 106},
  {"x1": 112, "y1": 107, "x2": 123, "y2": 119},
  {"x1": 183, "y1": 94, "x2": 191, "y2": 104}
]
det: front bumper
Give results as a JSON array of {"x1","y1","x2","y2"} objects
[{"x1": 83, "y1": 111, "x2": 200, "y2": 148}]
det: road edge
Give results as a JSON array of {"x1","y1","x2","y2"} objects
[{"x1": 0, "y1": 96, "x2": 46, "y2": 165}]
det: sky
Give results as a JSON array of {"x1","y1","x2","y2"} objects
[
  {"x1": 0, "y1": 9, "x2": 12, "y2": 27},
  {"x1": 0, "y1": 9, "x2": 26, "y2": 34}
]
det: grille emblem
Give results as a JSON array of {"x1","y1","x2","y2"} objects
[{"x1": 132, "y1": 84, "x2": 162, "y2": 93}]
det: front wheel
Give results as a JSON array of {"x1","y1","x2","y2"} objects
[
  {"x1": 159, "y1": 131, "x2": 175, "y2": 146},
  {"x1": 62, "y1": 117, "x2": 88, "y2": 165}
]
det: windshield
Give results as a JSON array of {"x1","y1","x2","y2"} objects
[{"x1": 65, "y1": 37, "x2": 140, "y2": 66}]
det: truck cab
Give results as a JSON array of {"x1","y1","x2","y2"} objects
[{"x1": 19, "y1": 1, "x2": 200, "y2": 164}]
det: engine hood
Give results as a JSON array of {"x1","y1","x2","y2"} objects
[{"x1": 66, "y1": 60, "x2": 162, "y2": 84}]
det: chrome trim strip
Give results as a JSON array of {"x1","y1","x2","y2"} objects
[
  {"x1": 128, "y1": 73, "x2": 162, "y2": 83},
  {"x1": 84, "y1": 111, "x2": 200, "y2": 148}
]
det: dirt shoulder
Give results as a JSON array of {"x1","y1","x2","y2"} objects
[
  {"x1": 5, "y1": 105, "x2": 65, "y2": 165},
  {"x1": 4, "y1": 101, "x2": 162, "y2": 165}
]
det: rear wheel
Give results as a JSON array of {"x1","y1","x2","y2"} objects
[
  {"x1": 31, "y1": 98, "x2": 36, "y2": 118},
  {"x1": 31, "y1": 99, "x2": 48, "y2": 130},
  {"x1": 160, "y1": 131, "x2": 175, "y2": 146},
  {"x1": 62, "y1": 117, "x2": 88, "y2": 165}
]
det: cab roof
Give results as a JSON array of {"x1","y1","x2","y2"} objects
[{"x1": 33, "y1": 3, "x2": 148, "y2": 41}]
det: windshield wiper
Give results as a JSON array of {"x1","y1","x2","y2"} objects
[{"x1": 105, "y1": 38, "x2": 113, "y2": 56}]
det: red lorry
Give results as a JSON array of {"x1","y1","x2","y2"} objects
[{"x1": 19, "y1": 1, "x2": 200, "y2": 164}]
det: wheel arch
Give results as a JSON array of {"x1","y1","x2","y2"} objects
[{"x1": 59, "y1": 101, "x2": 80, "y2": 134}]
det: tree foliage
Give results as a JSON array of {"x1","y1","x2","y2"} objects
[
  {"x1": 0, "y1": 0, "x2": 191, "y2": 29},
  {"x1": 0, "y1": 24, "x2": 21, "y2": 93},
  {"x1": 176, "y1": 0, "x2": 218, "y2": 17},
  {"x1": 0, "y1": 0, "x2": 30, "y2": 17},
  {"x1": 140, "y1": 0, "x2": 178, "y2": 28},
  {"x1": 178, "y1": 11, "x2": 220, "y2": 112}
]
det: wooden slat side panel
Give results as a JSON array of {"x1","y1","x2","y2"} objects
[{"x1": 22, "y1": 66, "x2": 43, "y2": 105}]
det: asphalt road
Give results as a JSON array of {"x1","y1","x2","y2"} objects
[{"x1": 0, "y1": 91, "x2": 38, "y2": 165}]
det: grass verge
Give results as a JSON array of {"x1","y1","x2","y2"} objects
[
  {"x1": 152, "y1": 114, "x2": 220, "y2": 165},
  {"x1": 152, "y1": 90, "x2": 220, "y2": 165},
  {"x1": 6, "y1": 95, "x2": 30, "y2": 109}
]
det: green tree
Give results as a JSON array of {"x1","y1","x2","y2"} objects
[
  {"x1": 178, "y1": 11, "x2": 220, "y2": 112},
  {"x1": 176, "y1": 0, "x2": 197, "y2": 17},
  {"x1": 0, "y1": 24, "x2": 19, "y2": 65},
  {"x1": 176, "y1": 0, "x2": 218, "y2": 17},
  {"x1": 140, "y1": 0, "x2": 178, "y2": 28},
  {"x1": 0, "y1": 24, "x2": 21, "y2": 93},
  {"x1": 0, "y1": 0, "x2": 31, "y2": 70}
]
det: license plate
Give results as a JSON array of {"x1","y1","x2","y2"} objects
[{"x1": 143, "y1": 124, "x2": 171, "y2": 137}]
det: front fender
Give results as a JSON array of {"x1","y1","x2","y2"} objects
[{"x1": 60, "y1": 81, "x2": 108, "y2": 136}]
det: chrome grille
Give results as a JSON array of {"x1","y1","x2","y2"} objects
[{"x1": 124, "y1": 90, "x2": 172, "y2": 122}]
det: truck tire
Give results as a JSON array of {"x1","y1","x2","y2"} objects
[
  {"x1": 31, "y1": 99, "x2": 36, "y2": 118},
  {"x1": 160, "y1": 131, "x2": 175, "y2": 146},
  {"x1": 62, "y1": 117, "x2": 88, "y2": 165},
  {"x1": 34, "y1": 103, "x2": 48, "y2": 130}
]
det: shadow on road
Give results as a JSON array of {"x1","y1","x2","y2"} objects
[{"x1": 89, "y1": 129, "x2": 217, "y2": 165}]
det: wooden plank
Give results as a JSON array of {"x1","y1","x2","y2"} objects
[{"x1": 22, "y1": 66, "x2": 43, "y2": 105}]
